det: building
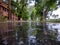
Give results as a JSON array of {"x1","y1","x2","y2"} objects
[
  {"x1": 0, "y1": 0, "x2": 18, "y2": 42},
  {"x1": 0, "y1": 0, "x2": 18, "y2": 21}
]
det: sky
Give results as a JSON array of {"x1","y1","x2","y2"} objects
[
  {"x1": 28, "y1": 0, "x2": 35, "y2": 7},
  {"x1": 53, "y1": 8, "x2": 60, "y2": 15},
  {"x1": 14, "y1": 0, "x2": 35, "y2": 6},
  {"x1": 49, "y1": 8, "x2": 60, "y2": 19}
]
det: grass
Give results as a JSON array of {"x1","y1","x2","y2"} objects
[{"x1": 46, "y1": 19, "x2": 60, "y2": 23}]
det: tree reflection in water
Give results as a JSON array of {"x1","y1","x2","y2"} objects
[{"x1": 0, "y1": 22, "x2": 59, "y2": 45}]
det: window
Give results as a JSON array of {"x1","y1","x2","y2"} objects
[{"x1": 3, "y1": 7, "x2": 7, "y2": 11}]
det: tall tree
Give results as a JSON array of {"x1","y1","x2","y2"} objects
[
  {"x1": 35, "y1": 0, "x2": 57, "y2": 44},
  {"x1": 35, "y1": 0, "x2": 57, "y2": 21}
]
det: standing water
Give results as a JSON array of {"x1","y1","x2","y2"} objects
[{"x1": 28, "y1": 21, "x2": 36, "y2": 45}]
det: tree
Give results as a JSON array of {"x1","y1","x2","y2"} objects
[
  {"x1": 11, "y1": 0, "x2": 29, "y2": 20},
  {"x1": 35, "y1": 0, "x2": 58, "y2": 44},
  {"x1": 35, "y1": 0, "x2": 57, "y2": 21}
]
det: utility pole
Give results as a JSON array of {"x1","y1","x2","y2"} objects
[
  {"x1": 8, "y1": 0, "x2": 12, "y2": 20},
  {"x1": 8, "y1": 1, "x2": 13, "y2": 45}
]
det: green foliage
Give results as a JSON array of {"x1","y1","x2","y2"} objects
[
  {"x1": 47, "y1": 19, "x2": 60, "y2": 22},
  {"x1": 35, "y1": 0, "x2": 58, "y2": 41},
  {"x1": 11, "y1": 0, "x2": 29, "y2": 20},
  {"x1": 31, "y1": 8, "x2": 36, "y2": 20},
  {"x1": 35, "y1": 0, "x2": 57, "y2": 21},
  {"x1": 0, "y1": 15, "x2": 6, "y2": 21},
  {"x1": 11, "y1": 0, "x2": 19, "y2": 7}
]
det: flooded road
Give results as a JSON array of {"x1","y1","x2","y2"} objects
[
  {"x1": 47, "y1": 23, "x2": 60, "y2": 41},
  {"x1": 0, "y1": 22, "x2": 60, "y2": 45}
]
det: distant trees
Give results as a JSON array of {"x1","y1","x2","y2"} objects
[{"x1": 52, "y1": 14, "x2": 58, "y2": 19}]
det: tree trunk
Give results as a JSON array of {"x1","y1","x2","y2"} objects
[
  {"x1": 43, "y1": 8, "x2": 48, "y2": 30},
  {"x1": 43, "y1": 7, "x2": 48, "y2": 45}
]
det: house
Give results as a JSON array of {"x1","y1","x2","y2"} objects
[
  {"x1": 0, "y1": 0, "x2": 18, "y2": 41},
  {"x1": 0, "y1": 0, "x2": 18, "y2": 20}
]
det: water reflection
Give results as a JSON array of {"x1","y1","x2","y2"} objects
[
  {"x1": 47, "y1": 23, "x2": 60, "y2": 30},
  {"x1": 0, "y1": 22, "x2": 60, "y2": 45},
  {"x1": 47, "y1": 23, "x2": 60, "y2": 42}
]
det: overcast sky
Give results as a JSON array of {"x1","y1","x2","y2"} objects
[
  {"x1": 49, "y1": 7, "x2": 60, "y2": 19},
  {"x1": 28, "y1": 0, "x2": 35, "y2": 6}
]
